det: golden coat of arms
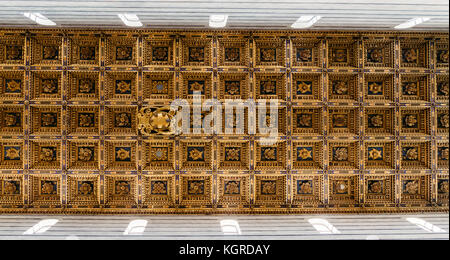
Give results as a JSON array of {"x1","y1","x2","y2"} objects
[{"x1": 137, "y1": 106, "x2": 177, "y2": 135}]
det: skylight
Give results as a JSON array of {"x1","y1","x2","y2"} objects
[
  {"x1": 308, "y1": 218, "x2": 341, "y2": 234},
  {"x1": 123, "y1": 219, "x2": 148, "y2": 235},
  {"x1": 118, "y1": 14, "x2": 143, "y2": 27},
  {"x1": 394, "y1": 17, "x2": 431, "y2": 29},
  {"x1": 220, "y1": 219, "x2": 241, "y2": 235},
  {"x1": 291, "y1": 16, "x2": 321, "y2": 29},
  {"x1": 209, "y1": 15, "x2": 228, "y2": 28},
  {"x1": 23, "y1": 219, "x2": 59, "y2": 235},
  {"x1": 23, "y1": 13, "x2": 56, "y2": 26}
]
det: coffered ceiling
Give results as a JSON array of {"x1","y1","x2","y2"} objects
[{"x1": 0, "y1": 0, "x2": 448, "y2": 31}]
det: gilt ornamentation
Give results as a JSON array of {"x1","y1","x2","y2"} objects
[
  {"x1": 297, "y1": 48, "x2": 312, "y2": 62},
  {"x1": 138, "y1": 106, "x2": 176, "y2": 135},
  {"x1": 152, "y1": 47, "x2": 169, "y2": 61},
  {"x1": 225, "y1": 48, "x2": 240, "y2": 62},
  {"x1": 261, "y1": 181, "x2": 276, "y2": 195},
  {"x1": 116, "y1": 46, "x2": 132, "y2": 61},
  {"x1": 43, "y1": 46, "x2": 58, "y2": 60},
  {"x1": 5, "y1": 79, "x2": 21, "y2": 93},
  {"x1": 333, "y1": 147, "x2": 348, "y2": 161},
  {"x1": 332, "y1": 81, "x2": 348, "y2": 95},
  {"x1": 404, "y1": 180, "x2": 419, "y2": 194},
  {"x1": 188, "y1": 180, "x2": 204, "y2": 195},
  {"x1": 224, "y1": 181, "x2": 240, "y2": 195},
  {"x1": 115, "y1": 181, "x2": 130, "y2": 195},
  {"x1": 368, "y1": 82, "x2": 383, "y2": 95},
  {"x1": 402, "y1": 48, "x2": 418, "y2": 63},
  {"x1": 6, "y1": 46, "x2": 22, "y2": 60},
  {"x1": 40, "y1": 147, "x2": 56, "y2": 162},
  {"x1": 78, "y1": 147, "x2": 94, "y2": 162},
  {"x1": 403, "y1": 147, "x2": 419, "y2": 161}
]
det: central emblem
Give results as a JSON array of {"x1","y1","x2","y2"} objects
[{"x1": 137, "y1": 106, "x2": 176, "y2": 135}]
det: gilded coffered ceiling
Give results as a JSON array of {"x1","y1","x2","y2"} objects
[{"x1": 0, "y1": 28, "x2": 448, "y2": 214}]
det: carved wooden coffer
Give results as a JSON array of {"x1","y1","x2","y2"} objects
[{"x1": 0, "y1": 29, "x2": 448, "y2": 214}]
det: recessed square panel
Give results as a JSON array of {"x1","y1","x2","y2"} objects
[
  {"x1": 143, "y1": 72, "x2": 174, "y2": 101},
  {"x1": 329, "y1": 108, "x2": 358, "y2": 135},
  {"x1": 292, "y1": 73, "x2": 322, "y2": 101},
  {"x1": 364, "y1": 142, "x2": 395, "y2": 169},
  {"x1": 255, "y1": 73, "x2": 286, "y2": 100},
  {"x1": 68, "y1": 106, "x2": 99, "y2": 135},
  {"x1": 0, "y1": 71, "x2": 25, "y2": 100},
  {"x1": 400, "y1": 108, "x2": 430, "y2": 135},
  {"x1": 68, "y1": 72, "x2": 99, "y2": 100},
  {"x1": 364, "y1": 74, "x2": 394, "y2": 101},
  {"x1": 181, "y1": 72, "x2": 212, "y2": 100},
  {"x1": 364, "y1": 40, "x2": 394, "y2": 68},
  {"x1": 31, "y1": 37, "x2": 62, "y2": 65},
  {"x1": 292, "y1": 39, "x2": 321, "y2": 67},
  {"x1": 143, "y1": 175, "x2": 176, "y2": 206},
  {"x1": 106, "y1": 37, "x2": 137, "y2": 66},
  {"x1": 219, "y1": 73, "x2": 249, "y2": 100},
  {"x1": 67, "y1": 175, "x2": 100, "y2": 206},
  {"x1": 144, "y1": 38, "x2": 174, "y2": 66},
  {"x1": 437, "y1": 174, "x2": 449, "y2": 206},
  {"x1": 0, "y1": 175, "x2": 23, "y2": 205},
  {"x1": 328, "y1": 142, "x2": 359, "y2": 170},
  {"x1": 0, "y1": 105, "x2": 23, "y2": 135},
  {"x1": 31, "y1": 71, "x2": 62, "y2": 100},
  {"x1": 31, "y1": 106, "x2": 62, "y2": 135},
  {"x1": 219, "y1": 39, "x2": 249, "y2": 67},
  {"x1": 106, "y1": 141, "x2": 137, "y2": 171},
  {"x1": 105, "y1": 106, "x2": 137, "y2": 136},
  {"x1": 400, "y1": 141, "x2": 431, "y2": 170},
  {"x1": 218, "y1": 175, "x2": 250, "y2": 206},
  {"x1": 255, "y1": 40, "x2": 285, "y2": 67},
  {"x1": 180, "y1": 141, "x2": 212, "y2": 171},
  {"x1": 218, "y1": 141, "x2": 250, "y2": 171},
  {"x1": 105, "y1": 176, "x2": 137, "y2": 207},
  {"x1": 143, "y1": 141, "x2": 175, "y2": 171},
  {"x1": 292, "y1": 141, "x2": 323, "y2": 169},
  {"x1": 437, "y1": 108, "x2": 449, "y2": 136},
  {"x1": 400, "y1": 175, "x2": 430, "y2": 204},
  {"x1": 436, "y1": 74, "x2": 449, "y2": 101},
  {"x1": 292, "y1": 107, "x2": 322, "y2": 135},
  {"x1": 67, "y1": 141, "x2": 99, "y2": 170},
  {"x1": 180, "y1": 175, "x2": 212, "y2": 207},
  {"x1": 69, "y1": 37, "x2": 100, "y2": 66},
  {"x1": 328, "y1": 40, "x2": 358, "y2": 68},
  {"x1": 105, "y1": 72, "x2": 137, "y2": 101},
  {"x1": 292, "y1": 175, "x2": 323, "y2": 206},
  {"x1": 400, "y1": 41, "x2": 429, "y2": 68},
  {"x1": 255, "y1": 175, "x2": 286, "y2": 206},
  {"x1": 328, "y1": 74, "x2": 358, "y2": 101},
  {"x1": 0, "y1": 141, "x2": 23, "y2": 169},
  {"x1": 30, "y1": 175, "x2": 61, "y2": 206},
  {"x1": 437, "y1": 142, "x2": 449, "y2": 170},
  {"x1": 255, "y1": 141, "x2": 286, "y2": 170},
  {"x1": 0, "y1": 37, "x2": 25, "y2": 65},
  {"x1": 182, "y1": 38, "x2": 212, "y2": 67},
  {"x1": 364, "y1": 175, "x2": 395, "y2": 205},
  {"x1": 30, "y1": 140, "x2": 61, "y2": 170},
  {"x1": 400, "y1": 74, "x2": 430, "y2": 102},
  {"x1": 365, "y1": 108, "x2": 394, "y2": 135},
  {"x1": 328, "y1": 175, "x2": 359, "y2": 205},
  {"x1": 436, "y1": 40, "x2": 449, "y2": 69}
]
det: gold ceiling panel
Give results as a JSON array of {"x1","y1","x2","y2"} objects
[{"x1": 0, "y1": 29, "x2": 448, "y2": 214}]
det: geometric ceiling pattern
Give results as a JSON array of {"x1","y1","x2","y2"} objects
[{"x1": 0, "y1": 28, "x2": 448, "y2": 214}]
